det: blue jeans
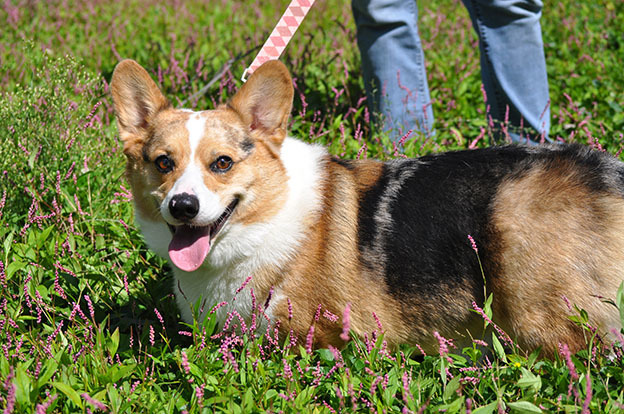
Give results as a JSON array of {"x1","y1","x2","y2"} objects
[{"x1": 352, "y1": 0, "x2": 551, "y2": 144}]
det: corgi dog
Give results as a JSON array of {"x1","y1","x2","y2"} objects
[{"x1": 111, "y1": 59, "x2": 623, "y2": 356}]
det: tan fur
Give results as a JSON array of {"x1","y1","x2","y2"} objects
[
  {"x1": 352, "y1": 161, "x2": 385, "y2": 192},
  {"x1": 231, "y1": 137, "x2": 289, "y2": 226},
  {"x1": 264, "y1": 160, "x2": 413, "y2": 349},
  {"x1": 491, "y1": 160, "x2": 624, "y2": 355}
]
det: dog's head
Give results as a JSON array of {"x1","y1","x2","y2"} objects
[{"x1": 110, "y1": 60, "x2": 294, "y2": 272}]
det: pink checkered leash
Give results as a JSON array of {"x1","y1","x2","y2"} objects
[{"x1": 241, "y1": 0, "x2": 317, "y2": 82}]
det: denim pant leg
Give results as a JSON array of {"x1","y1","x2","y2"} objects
[
  {"x1": 352, "y1": 0, "x2": 434, "y2": 141},
  {"x1": 462, "y1": 0, "x2": 551, "y2": 144}
]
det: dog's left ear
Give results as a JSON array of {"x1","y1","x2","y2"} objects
[
  {"x1": 228, "y1": 60, "x2": 294, "y2": 148},
  {"x1": 110, "y1": 59, "x2": 171, "y2": 159}
]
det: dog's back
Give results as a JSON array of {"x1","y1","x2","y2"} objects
[{"x1": 310, "y1": 144, "x2": 624, "y2": 354}]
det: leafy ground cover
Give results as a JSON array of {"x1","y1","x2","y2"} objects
[{"x1": 1, "y1": 0, "x2": 623, "y2": 412}]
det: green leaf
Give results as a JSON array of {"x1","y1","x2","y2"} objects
[
  {"x1": 107, "y1": 327, "x2": 120, "y2": 357},
  {"x1": 3, "y1": 231, "x2": 14, "y2": 260},
  {"x1": 36, "y1": 225, "x2": 55, "y2": 249},
  {"x1": 527, "y1": 348, "x2": 540, "y2": 368},
  {"x1": 447, "y1": 396, "x2": 465, "y2": 414},
  {"x1": 36, "y1": 351, "x2": 61, "y2": 389},
  {"x1": 517, "y1": 369, "x2": 542, "y2": 393},
  {"x1": 439, "y1": 357, "x2": 448, "y2": 385},
  {"x1": 318, "y1": 348, "x2": 335, "y2": 362},
  {"x1": 294, "y1": 386, "x2": 314, "y2": 407},
  {"x1": 6, "y1": 260, "x2": 26, "y2": 280},
  {"x1": 51, "y1": 381, "x2": 83, "y2": 408},
  {"x1": 484, "y1": 293, "x2": 494, "y2": 319},
  {"x1": 205, "y1": 396, "x2": 230, "y2": 405},
  {"x1": 507, "y1": 401, "x2": 542, "y2": 413},
  {"x1": 443, "y1": 376, "x2": 461, "y2": 402},
  {"x1": 616, "y1": 281, "x2": 624, "y2": 330},
  {"x1": 240, "y1": 362, "x2": 247, "y2": 387},
  {"x1": 242, "y1": 388, "x2": 254, "y2": 411},
  {"x1": 473, "y1": 401, "x2": 498, "y2": 414},
  {"x1": 14, "y1": 362, "x2": 32, "y2": 406},
  {"x1": 264, "y1": 389, "x2": 278, "y2": 402},
  {"x1": 492, "y1": 332, "x2": 507, "y2": 362},
  {"x1": 111, "y1": 364, "x2": 137, "y2": 383}
]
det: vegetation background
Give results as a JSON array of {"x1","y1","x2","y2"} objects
[{"x1": 0, "y1": 0, "x2": 623, "y2": 412}]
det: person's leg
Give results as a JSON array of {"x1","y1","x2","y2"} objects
[
  {"x1": 352, "y1": 0, "x2": 434, "y2": 141},
  {"x1": 462, "y1": 0, "x2": 551, "y2": 144}
]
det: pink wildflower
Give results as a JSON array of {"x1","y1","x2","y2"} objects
[
  {"x1": 210, "y1": 301, "x2": 227, "y2": 314},
  {"x1": 0, "y1": 190, "x2": 6, "y2": 221},
  {"x1": 402, "y1": 371, "x2": 414, "y2": 408},
  {"x1": 181, "y1": 350, "x2": 191, "y2": 375},
  {"x1": 305, "y1": 325, "x2": 315, "y2": 353},
  {"x1": 149, "y1": 325, "x2": 155, "y2": 346},
  {"x1": 472, "y1": 301, "x2": 514, "y2": 346},
  {"x1": 282, "y1": 358, "x2": 293, "y2": 380},
  {"x1": 340, "y1": 303, "x2": 351, "y2": 341},
  {"x1": 415, "y1": 343, "x2": 426, "y2": 357},
  {"x1": 154, "y1": 308, "x2": 164, "y2": 326},
  {"x1": 118, "y1": 219, "x2": 129, "y2": 231},
  {"x1": 84, "y1": 295, "x2": 95, "y2": 320},
  {"x1": 559, "y1": 343, "x2": 579, "y2": 381},
  {"x1": 466, "y1": 398, "x2": 473, "y2": 414},
  {"x1": 35, "y1": 394, "x2": 57, "y2": 414},
  {"x1": 195, "y1": 385, "x2": 204, "y2": 408},
  {"x1": 372, "y1": 311, "x2": 384, "y2": 333},
  {"x1": 370, "y1": 376, "x2": 382, "y2": 396},
  {"x1": 0, "y1": 260, "x2": 5, "y2": 288},
  {"x1": 81, "y1": 393, "x2": 107, "y2": 411},
  {"x1": 314, "y1": 304, "x2": 322, "y2": 322},
  {"x1": 582, "y1": 373, "x2": 591, "y2": 414},
  {"x1": 467, "y1": 234, "x2": 478, "y2": 253},
  {"x1": 4, "y1": 367, "x2": 16, "y2": 414},
  {"x1": 434, "y1": 331, "x2": 454, "y2": 364},
  {"x1": 323, "y1": 309, "x2": 338, "y2": 323},
  {"x1": 234, "y1": 275, "x2": 252, "y2": 298}
]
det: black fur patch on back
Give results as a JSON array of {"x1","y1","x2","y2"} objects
[
  {"x1": 357, "y1": 163, "x2": 390, "y2": 272},
  {"x1": 356, "y1": 145, "x2": 624, "y2": 309}
]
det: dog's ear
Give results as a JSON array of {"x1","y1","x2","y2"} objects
[
  {"x1": 228, "y1": 60, "x2": 294, "y2": 149},
  {"x1": 110, "y1": 59, "x2": 170, "y2": 157}
]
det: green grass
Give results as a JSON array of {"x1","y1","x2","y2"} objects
[{"x1": 1, "y1": 0, "x2": 624, "y2": 412}]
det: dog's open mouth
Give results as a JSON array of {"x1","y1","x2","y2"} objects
[{"x1": 167, "y1": 198, "x2": 239, "y2": 272}]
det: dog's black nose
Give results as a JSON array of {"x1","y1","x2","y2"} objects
[{"x1": 169, "y1": 193, "x2": 200, "y2": 221}]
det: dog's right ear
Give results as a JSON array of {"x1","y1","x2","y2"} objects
[
  {"x1": 228, "y1": 60, "x2": 293, "y2": 153},
  {"x1": 110, "y1": 60, "x2": 170, "y2": 156}
]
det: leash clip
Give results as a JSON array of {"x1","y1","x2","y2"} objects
[{"x1": 241, "y1": 68, "x2": 251, "y2": 83}]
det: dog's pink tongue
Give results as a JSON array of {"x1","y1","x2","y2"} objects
[{"x1": 168, "y1": 226, "x2": 211, "y2": 272}]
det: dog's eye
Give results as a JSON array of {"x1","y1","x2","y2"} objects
[
  {"x1": 155, "y1": 155, "x2": 174, "y2": 173},
  {"x1": 211, "y1": 156, "x2": 233, "y2": 173}
]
